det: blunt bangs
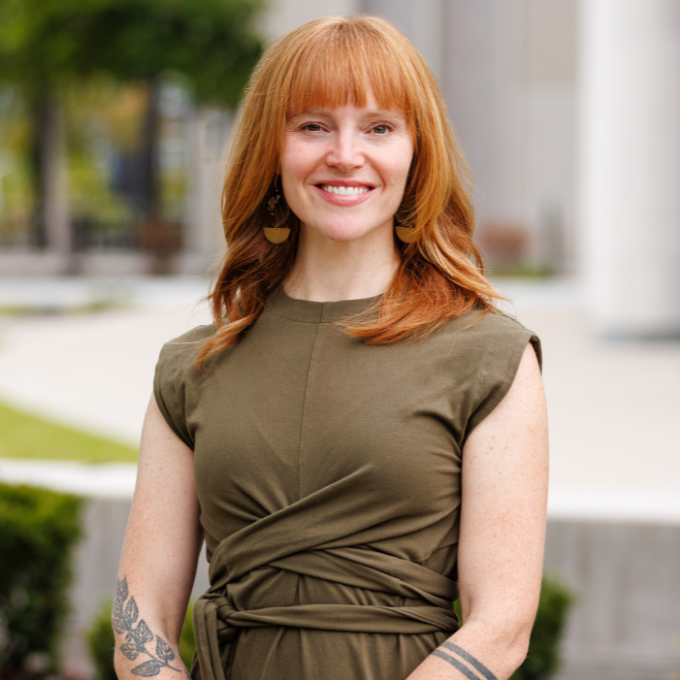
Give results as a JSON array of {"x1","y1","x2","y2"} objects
[{"x1": 285, "y1": 22, "x2": 416, "y2": 123}]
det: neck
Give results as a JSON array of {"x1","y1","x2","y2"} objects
[{"x1": 284, "y1": 224, "x2": 399, "y2": 302}]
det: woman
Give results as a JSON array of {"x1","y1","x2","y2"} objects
[{"x1": 113, "y1": 15, "x2": 548, "y2": 680}]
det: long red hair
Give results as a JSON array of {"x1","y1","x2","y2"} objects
[{"x1": 196, "y1": 15, "x2": 501, "y2": 369}]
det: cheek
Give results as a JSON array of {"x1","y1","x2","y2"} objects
[
  {"x1": 280, "y1": 146, "x2": 314, "y2": 195},
  {"x1": 279, "y1": 160, "x2": 303, "y2": 206},
  {"x1": 385, "y1": 143, "x2": 414, "y2": 189}
]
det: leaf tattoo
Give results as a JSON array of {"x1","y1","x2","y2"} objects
[
  {"x1": 156, "y1": 637, "x2": 176, "y2": 663},
  {"x1": 125, "y1": 597, "x2": 139, "y2": 626},
  {"x1": 112, "y1": 577, "x2": 182, "y2": 677},
  {"x1": 134, "y1": 620, "x2": 154, "y2": 646},
  {"x1": 133, "y1": 661, "x2": 163, "y2": 677},
  {"x1": 120, "y1": 643, "x2": 141, "y2": 661}
]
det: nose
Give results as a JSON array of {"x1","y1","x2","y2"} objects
[{"x1": 326, "y1": 129, "x2": 364, "y2": 172}]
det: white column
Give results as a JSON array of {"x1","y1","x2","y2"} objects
[
  {"x1": 177, "y1": 107, "x2": 231, "y2": 275},
  {"x1": 579, "y1": 0, "x2": 680, "y2": 337},
  {"x1": 442, "y1": 0, "x2": 525, "y2": 226},
  {"x1": 363, "y1": 0, "x2": 444, "y2": 82},
  {"x1": 261, "y1": 0, "x2": 362, "y2": 40}
]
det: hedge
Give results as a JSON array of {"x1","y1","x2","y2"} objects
[{"x1": 0, "y1": 482, "x2": 84, "y2": 675}]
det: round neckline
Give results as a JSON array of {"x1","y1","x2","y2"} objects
[{"x1": 264, "y1": 286, "x2": 382, "y2": 324}]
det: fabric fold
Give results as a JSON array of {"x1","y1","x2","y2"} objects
[{"x1": 192, "y1": 542, "x2": 459, "y2": 680}]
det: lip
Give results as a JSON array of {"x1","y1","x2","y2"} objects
[
  {"x1": 316, "y1": 180, "x2": 374, "y2": 188},
  {"x1": 312, "y1": 180, "x2": 376, "y2": 206}
]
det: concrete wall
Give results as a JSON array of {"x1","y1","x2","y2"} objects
[
  {"x1": 545, "y1": 520, "x2": 680, "y2": 679},
  {"x1": 63, "y1": 498, "x2": 680, "y2": 680}
]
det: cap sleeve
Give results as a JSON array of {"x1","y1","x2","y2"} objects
[
  {"x1": 153, "y1": 325, "x2": 214, "y2": 449},
  {"x1": 464, "y1": 311, "x2": 542, "y2": 437}
]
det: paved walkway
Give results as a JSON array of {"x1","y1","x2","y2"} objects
[
  {"x1": 0, "y1": 276, "x2": 212, "y2": 443},
  {"x1": 0, "y1": 276, "x2": 678, "y2": 522}
]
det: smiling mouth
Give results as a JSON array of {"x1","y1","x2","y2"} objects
[{"x1": 318, "y1": 184, "x2": 372, "y2": 196}]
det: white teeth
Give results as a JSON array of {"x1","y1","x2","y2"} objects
[{"x1": 321, "y1": 185, "x2": 370, "y2": 196}]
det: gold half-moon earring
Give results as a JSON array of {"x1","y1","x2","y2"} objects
[
  {"x1": 395, "y1": 208, "x2": 416, "y2": 244},
  {"x1": 263, "y1": 183, "x2": 291, "y2": 244}
]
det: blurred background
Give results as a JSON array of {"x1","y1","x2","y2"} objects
[{"x1": 0, "y1": 1, "x2": 678, "y2": 680}]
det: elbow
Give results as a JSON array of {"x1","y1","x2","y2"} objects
[
  {"x1": 113, "y1": 648, "x2": 123, "y2": 680},
  {"x1": 460, "y1": 612, "x2": 534, "y2": 677},
  {"x1": 112, "y1": 632, "x2": 131, "y2": 679},
  {"x1": 113, "y1": 637, "x2": 131, "y2": 680},
  {"x1": 507, "y1": 633, "x2": 531, "y2": 674},
  {"x1": 502, "y1": 615, "x2": 535, "y2": 674}
]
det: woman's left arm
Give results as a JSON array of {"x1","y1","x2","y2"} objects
[{"x1": 407, "y1": 342, "x2": 549, "y2": 680}]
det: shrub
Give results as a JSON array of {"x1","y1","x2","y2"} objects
[
  {"x1": 512, "y1": 574, "x2": 576, "y2": 680},
  {"x1": 0, "y1": 482, "x2": 84, "y2": 675},
  {"x1": 87, "y1": 599, "x2": 196, "y2": 679},
  {"x1": 87, "y1": 601, "x2": 117, "y2": 680}
]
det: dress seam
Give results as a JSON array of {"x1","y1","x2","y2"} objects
[{"x1": 295, "y1": 321, "x2": 323, "y2": 500}]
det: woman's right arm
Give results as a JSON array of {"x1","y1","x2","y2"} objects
[{"x1": 113, "y1": 395, "x2": 203, "y2": 680}]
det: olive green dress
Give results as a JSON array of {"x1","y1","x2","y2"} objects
[{"x1": 153, "y1": 288, "x2": 540, "y2": 680}]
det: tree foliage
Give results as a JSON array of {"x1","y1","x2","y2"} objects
[{"x1": 0, "y1": 0, "x2": 264, "y2": 107}]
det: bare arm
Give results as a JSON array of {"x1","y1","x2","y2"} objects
[
  {"x1": 113, "y1": 395, "x2": 203, "y2": 680},
  {"x1": 407, "y1": 343, "x2": 549, "y2": 680}
]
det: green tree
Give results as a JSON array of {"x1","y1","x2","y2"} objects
[{"x1": 0, "y1": 0, "x2": 264, "y2": 245}]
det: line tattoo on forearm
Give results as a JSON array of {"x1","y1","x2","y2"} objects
[
  {"x1": 112, "y1": 577, "x2": 182, "y2": 677},
  {"x1": 430, "y1": 642, "x2": 498, "y2": 680}
]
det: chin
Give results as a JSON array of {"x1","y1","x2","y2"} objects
[
  {"x1": 323, "y1": 230, "x2": 368, "y2": 243},
  {"x1": 309, "y1": 220, "x2": 385, "y2": 244}
]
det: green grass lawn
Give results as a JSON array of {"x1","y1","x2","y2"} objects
[{"x1": 0, "y1": 400, "x2": 138, "y2": 463}]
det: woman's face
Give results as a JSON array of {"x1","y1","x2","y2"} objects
[{"x1": 280, "y1": 88, "x2": 414, "y2": 244}]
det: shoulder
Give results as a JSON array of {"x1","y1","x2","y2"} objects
[
  {"x1": 437, "y1": 307, "x2": 541, "y2": 368},
  {"x1": 438, "y1": 308, "x2": 542, "y2": 436},
  {"x1": 451, "y1": 306, "x2": 536, "y2": 338},
  {"x1": 160, "y1": 323, "x2": 216, "y2": 353},
  {"x1": 154, "y1": 323, "x2": 216, "y2": 388},
  {"x1": 471, "y1": 309, "x2": 541, "y2": 367},
  {"x1": 156, "y1": 324, "x2": 215, "y2": 372},
  {"x1": 153, "y1": 324, "x2": 216, "y2": 448}
]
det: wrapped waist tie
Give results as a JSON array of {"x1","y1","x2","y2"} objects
[{"x1": 192, "y1": 544, "x2": 459, "y2": 680}]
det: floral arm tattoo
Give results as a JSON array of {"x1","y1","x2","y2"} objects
[
  {"x1": 431, "y1": 641, "x2": 499, "y2": 680},
  {"x1": 112, "y1": 577, "x2": 184, "y2": 677}
]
